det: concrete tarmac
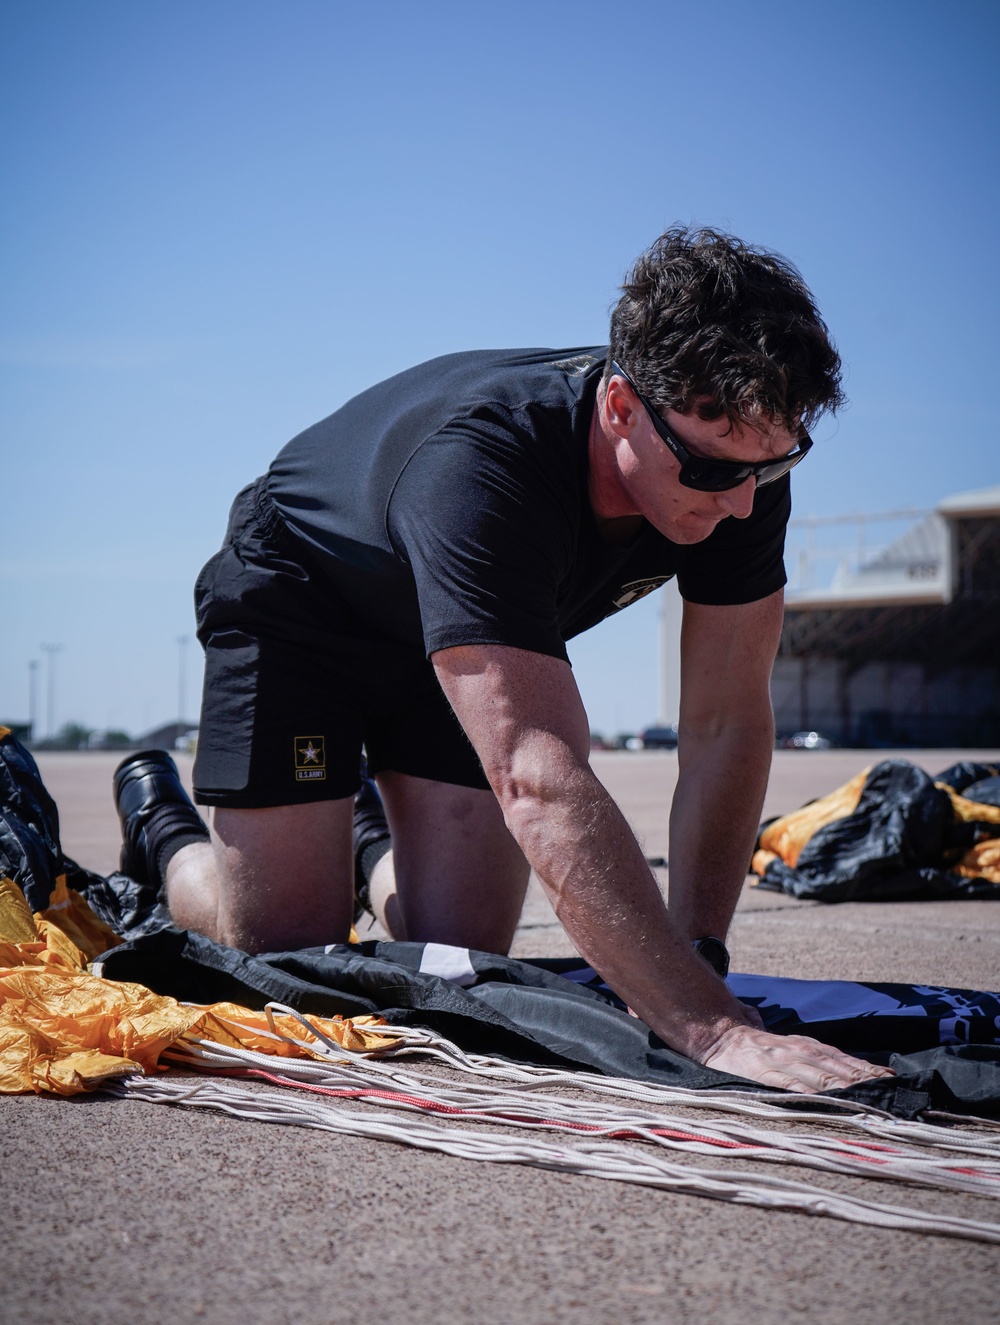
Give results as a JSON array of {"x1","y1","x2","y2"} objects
[{"x1": 4, "y1": 748, "x2": 1000, "y2": 1324}]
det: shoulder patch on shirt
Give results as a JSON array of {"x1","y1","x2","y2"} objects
[
  {"x1": 609, "y1": 576, "x2": 671, "y2": 612},
  {"x1": 548, "y1": 354, "x2": 603, "y2": 376}
]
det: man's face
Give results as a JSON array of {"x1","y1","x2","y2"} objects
[{"x1": 597, "y1": 379, "x2": 801, "y2": 545}]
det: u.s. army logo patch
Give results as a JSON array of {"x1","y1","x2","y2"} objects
[{"x1": 294, "y1": 735, "x2": 326, "y2": 781}]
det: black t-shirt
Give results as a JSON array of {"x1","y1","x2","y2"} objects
[{"x1": 266, "y1": 347, "x2": 789, "y2": 662}]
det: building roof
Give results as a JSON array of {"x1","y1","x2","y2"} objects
[
  {"x1": 779, "y1": 483, "x2": 1000, "y2": 667},
  {"x1": 936, "y1": 484, "x2": 1000, "y2": 518},
  {"x1": 785, "y1": 483, "x2": 997, "y2": 612}
]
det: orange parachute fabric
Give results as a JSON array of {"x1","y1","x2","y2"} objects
[
  {"x1": 752, "y1": 769, "x2": 869, "y2": 873},
  {"x1": 0, "y1": 873, "x2": 394, "y2": 1097}
]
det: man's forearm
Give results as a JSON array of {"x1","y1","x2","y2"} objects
[
  {"x1": 498, "y1": 754, "x2": 752, "y2": 1060},
  {"x1": 433, "y1": 643, "x2": 889, "y2": 1093},
  {"x1": 667, "y1": 714, "x2": 775, "y2": 944}
]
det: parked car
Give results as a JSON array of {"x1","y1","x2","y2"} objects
[
  {"x1": 781, "y1": 730, "x2": 833, "y2": 751},
  {"x1": 638, "y1": 724, "x2": 679, "y2": 750}
]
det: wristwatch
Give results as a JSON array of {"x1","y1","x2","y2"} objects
[{"x1": 692, "y1": 936, "x2": 730, "y2": 979}]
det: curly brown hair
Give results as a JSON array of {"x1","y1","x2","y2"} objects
[{"x1": 607, "y1": 227, "x2": 845, "y2": 431}]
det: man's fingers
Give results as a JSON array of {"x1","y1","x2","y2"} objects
[{"x1": 702, "y1": 1026, "x2": 895, "y2": 1094}]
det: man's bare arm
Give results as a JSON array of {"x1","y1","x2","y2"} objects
[
  {"x1": 432, "y1": 643, "x2": 892, "y2": 1092},
  {"x1": 667, "y1": 590, "x2": 784, "y2": 944}
]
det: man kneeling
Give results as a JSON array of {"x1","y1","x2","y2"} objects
[{"x1": 116, "y1": 227, "x2": 892, "y2": 1097}]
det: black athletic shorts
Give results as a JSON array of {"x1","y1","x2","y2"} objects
[{"x1": 191, "y1": 476, "x2": 490, "y2": 808}]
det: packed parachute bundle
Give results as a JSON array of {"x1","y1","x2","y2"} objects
[{"x1": 751, "y1": 759, "x2": 1000, "y2": 902}]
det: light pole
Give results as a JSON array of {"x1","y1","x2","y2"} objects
[
  {"x1": 40, "y1": 643, "x2": 63, "y2": 740},
  {"x1": 28, "y1": 659, "x2": 39, "y2": 741},
  {"x1": 177, "y1": 635, "x2": 190, "y2": 724}
]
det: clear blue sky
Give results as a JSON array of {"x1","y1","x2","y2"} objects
[{"x1": 3, "y1": 0, "x2": 997, "y2": 740}]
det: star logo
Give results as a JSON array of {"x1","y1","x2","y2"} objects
[{"x1": 294, "y1": 735, "x2": 326, "y2": 781}]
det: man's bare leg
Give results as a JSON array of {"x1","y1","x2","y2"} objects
[
  {"x1": 165, "y1": 774, "x2": 528, "y2": 955},
  {"x1": 165, "y1": 798, "x2": 356, "y2": 953},
  {"x1": 368, "y1": 771, "x2": 530, "y2": 953}
]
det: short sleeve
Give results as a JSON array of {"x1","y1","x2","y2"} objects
[
  {"x1": 676, "y1": 476, "x2": 790, "y2": 605},
  {"x1": 386, "y1": 421, "x2": 577, "y2": 660}
]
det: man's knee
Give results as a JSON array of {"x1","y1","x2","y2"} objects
[
  {"x1": 373, "y1": 773, "x2": 529, "y2": 951},
  {"x1": 209, "y1": 799, "x2": 357, "y2": 953}
]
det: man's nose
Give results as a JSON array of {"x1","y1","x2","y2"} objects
[{"x1": 715, "y1": 476, "x2": 757, "y2": 519}]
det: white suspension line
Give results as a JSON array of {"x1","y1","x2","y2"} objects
[
  {"x1": 162, "y1": 1037, "x2": 1000, "y2": 1198},
  {"x1": 190, "y1": 1004, "x2": 1000, "y2": 1157}
]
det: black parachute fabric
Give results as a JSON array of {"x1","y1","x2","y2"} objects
[
  {"x1": 0, "y1": 728, "x2": 171, "y2": 929},
  {"x1": 754, "y1": 759, "x2": 1000, "y2": 901},
  {"x1": 0, "y1": 729, "x2": 72, "y2": 907},
  {"x1": 93, "y1": 930, "x2": 741, "y2": 1091},
  {"x1": 966, "y1": 775, "x2": 1000, "y2": 807},
  {"x1": 90, "y1": 927, "x2": 1000, "y2": 1120}
]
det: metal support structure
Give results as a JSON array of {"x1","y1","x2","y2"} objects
[{"x1": 785, "y1": 508, "x2": 930, "y2": 594}]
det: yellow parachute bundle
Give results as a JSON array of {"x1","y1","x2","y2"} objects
[
  {"x1": 752, "y1": 761, "x2": 1000, "y2": 894},
  {"x1": 0, "y1": 872, "x2": 394, "y2": 1097}
]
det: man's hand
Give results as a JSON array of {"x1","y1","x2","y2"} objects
[{"x1": 700, "y1": 1024, "x2": 895, "y2": 1093}]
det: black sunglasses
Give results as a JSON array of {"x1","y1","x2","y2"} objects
[{"x1": 610, "y1": 361, "x2": 812, "y2": 493}]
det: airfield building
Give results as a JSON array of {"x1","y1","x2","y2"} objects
[{"x1": 771, "y1": 484, "x2": 1000, "y2": 747}]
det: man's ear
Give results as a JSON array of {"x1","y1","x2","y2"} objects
[{"x1": 603, "y1": 375, "x2": 638, "y2": 438}]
